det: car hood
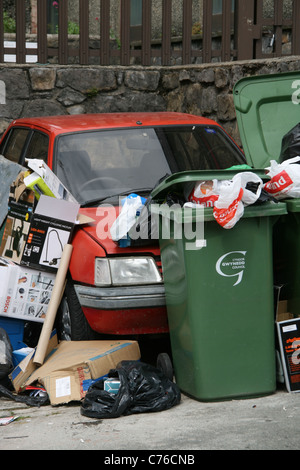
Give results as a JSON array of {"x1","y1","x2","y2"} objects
[
  {"x1": 78, "y1": 205, "x2": 160, "y2": 256},
  {"x1": 233, "y1": 71, "x2": 300, "y2": 169}
]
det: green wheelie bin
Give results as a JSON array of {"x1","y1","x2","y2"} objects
[{"x1": 151, "y1": 170, "x2": 287, "y2": 401}]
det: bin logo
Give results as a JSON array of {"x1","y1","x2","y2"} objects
[{"x1": 216, "y1": 251, "x2": 246, "y2": 287}]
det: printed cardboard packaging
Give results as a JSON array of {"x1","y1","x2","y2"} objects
[
  {"x1": 21, "y1": 195, "x2": 80, "y2": 272},
  {"x1": 10, "y1": 333, "x2": 141, "y2": 405},
  {"x1": 0, "y1": 257, "x2": 56, "y2": 322}
]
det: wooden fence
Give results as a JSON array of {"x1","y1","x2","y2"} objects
[{"x1": 0, "y1": 0, "x2": 299, "y2": 66}]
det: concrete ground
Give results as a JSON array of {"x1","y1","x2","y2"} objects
[{"x1": 0, "y1": 383, "x2": 299, "y2": 451}]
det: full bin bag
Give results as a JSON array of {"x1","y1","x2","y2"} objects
[
  {"x1": 280, "y1": 123, "x2": 300, "y2": 162},
  {"x1": 80, "y1": 360, "x2": 181, "y2": 419}
]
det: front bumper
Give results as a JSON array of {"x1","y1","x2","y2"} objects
[{"x1": 74, "y1": 284, "x2": 166, "y2": 310}]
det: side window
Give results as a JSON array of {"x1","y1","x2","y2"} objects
[
  {"x1": 1, "y1": 128, "x2": 30, "y2": 163},
  {"x1": 25, "y1": 131, "x2": 49, "y2": 163}
]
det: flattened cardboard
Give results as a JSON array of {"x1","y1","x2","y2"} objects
[
  {"x1": 0, "y1": 257, "x2": 56, "y2": 323},
  {"x1": 277, "y1": 318, "x2": 300, "y2": 392},
  {"x1": 11, "y1": 337, "x2": 140, "y2": 405},
  {"x1": 21, "y1": 196, "x2": 80, "y2": 272}
]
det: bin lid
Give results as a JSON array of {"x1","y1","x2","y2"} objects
[{"x1": 233, "y1": 71, "x2": 300, "y2": 169}]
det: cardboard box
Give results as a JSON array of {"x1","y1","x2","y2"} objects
[
  {"x1": 12, "y1": 346, "x2": 34, "y2": 367},
  {"x1": 277, "y1": 318, "x2": 300, "y2": 393},
  {"x1": 10, "y1": 329, "x2": 58, "y2": 393},
  {"x1": 21, "y1": 195, "x2": 80, "y2": 272},
  {"x1": 0, "y1": 182, "x2": 35, "y2": 265},
  {"x1": 24, "y1": 159, "x2": 78, "y2": 203},
  {"x1": 0, "y1": 257, "x2": 56, "y2": 323},
  {"x1": 276, "y1": 300, "x2": 294, "y2": 323},
  {"x1": 10, "y1": 335, "x2": 140, "y2": 405}
]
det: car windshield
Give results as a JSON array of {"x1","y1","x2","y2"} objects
[{"x1": 54, "y1": 125, "x2": 246, "y2": 206}]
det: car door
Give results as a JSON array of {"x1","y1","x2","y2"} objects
[{"x1": 0, "y1": 126, "x2": 49, "y2": 165}]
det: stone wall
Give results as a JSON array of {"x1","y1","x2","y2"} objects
[{"x1": 0, "y1": 56, "x2": 300, "y2": 145}]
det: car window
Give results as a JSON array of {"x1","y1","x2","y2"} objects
[
  {"x1": 157, "y1": 126, "x2": 245, "y2": 171},
  {"x1": 53, "y1": 125, "x2": 245, "y2": 206},
  {"x1": 25, "y1": 131, "x2": 49, "y2": 163},
  {"x1": 0, "y1": 127, "x2": 30, "y2": 163}
]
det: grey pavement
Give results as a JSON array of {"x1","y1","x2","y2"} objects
[{"x1": 0, "y1": 383, "x2": 299, "y2": 451}]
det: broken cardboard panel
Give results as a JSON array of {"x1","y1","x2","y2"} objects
[
  {"x1": 21, "y1": 195, "x2": 80, "y2": 272},
  {"x1": 0, "y1": 257, "x2": 56, "y2": 323},
  {"x1": 277, "y1": 318, "x2": 300, "y2": 393},
  {"x1": 10, "y1": 336, "x2": 141, "y2": 405},
  {"x1": 24, "y1": 159, "x2": 78, "y2": 203}
]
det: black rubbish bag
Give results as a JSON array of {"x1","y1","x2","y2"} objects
[
  {"x1": 0, "y1": 383, "x2": 49, "y2": 407},
  {"x1": 0, "y1": 327, "x2": 13, "y2": 380},
  {"x1": 280, "y1": 123, "x2": 300, "y2": 162},
  {"x1": 80, "y1": 360, "x2": 181, "y2": 419}
]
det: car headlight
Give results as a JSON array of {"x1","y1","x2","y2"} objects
[{"x1": 95, "y1": 257, "x2": 162, "y2": 286}]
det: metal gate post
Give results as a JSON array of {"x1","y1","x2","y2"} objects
[{"x1": 234, "y1": 0, "x2": 260, "y2": 60}]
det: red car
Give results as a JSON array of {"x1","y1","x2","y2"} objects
[{"x1": 0, "y1": 112, "x2": 246, "y2": 342}]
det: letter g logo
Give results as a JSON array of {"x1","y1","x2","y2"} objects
[{"x1": 216, "y1": 251, "x2": 247, "y2": 287}]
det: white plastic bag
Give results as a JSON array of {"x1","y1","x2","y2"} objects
[
  {"x1": 213, "y1": 175, "x2": 244, "y2": 229},
  {"x1": 187, "y1": 179, "x2": 220, "y2": 207},
  {"x1": 264, "y1": 157, "x2": 300, "y2": 200},
  {"x1": 186, "y1": 172, "x2": 263, "y2": 229},
  {"x1": 110, "y1": 194, "x2": 145, "y2": 241},
  {"x1": 239, "y1": 171, "x2": 263, "y2": 206}
]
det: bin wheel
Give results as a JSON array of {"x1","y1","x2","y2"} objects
[{"x1": 157, "y1": 353, "x2": 173, "y2": 381}]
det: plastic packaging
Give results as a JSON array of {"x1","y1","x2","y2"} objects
[
  {"x1": 264, "y1": 157, "x2": 300, "y2": 200},
  {"x1": 185, "y1": 172, "x2": 265, "y2": 229},
  {"x1": 80, "y1": 360, "x2": 181, "y2": 419},
  {"x1": 110, "y1": 194, "x2": 146, "y2": 244}
]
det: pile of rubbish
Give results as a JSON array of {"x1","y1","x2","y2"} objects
[{"x1": 0, "y1": 156, "x2": 180, "y2": 418}]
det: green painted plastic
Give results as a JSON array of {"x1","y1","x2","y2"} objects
[
  {"x1": 152, "y1": 169, "x2": 287, "y2": 401},
  {"x1": 233, "y1": 71, "x2": 300, "y2": 168}
]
